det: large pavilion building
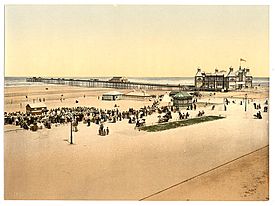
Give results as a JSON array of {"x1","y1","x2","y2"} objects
[{"x1": 195, "y1": 66, "x2": 253, "y2": 91}]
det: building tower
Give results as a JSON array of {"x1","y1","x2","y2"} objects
[{"x1": 195, "y1": 68, "x2": 204, "y2": 90}]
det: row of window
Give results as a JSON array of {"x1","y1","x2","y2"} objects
[{"x1": 196, "y1": 77, "x2": 252, "y2": 82}]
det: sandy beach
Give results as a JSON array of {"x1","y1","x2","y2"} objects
[{"x1": 4, "y1": 84, "x2": 269, "y2": 200}]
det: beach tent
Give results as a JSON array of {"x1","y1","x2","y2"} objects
[
  {"x1": 123, "y1": 90, "x2": 152, "y2": 101},
  {"x1": 102, "y1": 91, "x2": 124, "y2": 101},
  {"x1": 159, "y1": 93, "x2": 173, "y2": 106},
  {"x1": 161, "y1": 93, "x2": 172, "y2": 103},
  {"x1": 26, "y1": 103, "x2": 47, "y2": 115}
]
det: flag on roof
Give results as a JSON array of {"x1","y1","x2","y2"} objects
[{"x1": 240, "y1": 58, "x2": 246, "y2": 62}]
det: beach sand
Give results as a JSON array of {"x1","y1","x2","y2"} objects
[
  {"x1": 146, "y1": 146, "x2": 269, "y2": 201},
  {"x1": 4, "y1": 84, "x2": 269, "y2": 200}
]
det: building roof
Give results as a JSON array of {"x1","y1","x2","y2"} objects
[
  {"x1": 227, "y1": 68, "x2": 235, "y2": 77},
  {"x1": 204, "y1": 70, "x2": 225, "y2": 76},
  {"x1": 195, "y1": 70, "x2": 204, "y2": 77},
  {"x1": 102, "y1": 91, "x2": 124, "y2": 96},
  {"x1": 216, "y1": 70, "x2": 227, "y2": 75},
  {"x1": 169, "y1": 90, "x2": 181, "y2": 96},
  {"x1": 26, "y1": 103, "x2": 47, "y2": 108},
  {"x1": 108, "y1": 76, "x2": 128, "y2": 82},
  {"x1": 245, "y1": 69, "x2": 252, "y2": 77},
  {"x1": 173, "y1": 92, "x2": 192, "y2": 100}
]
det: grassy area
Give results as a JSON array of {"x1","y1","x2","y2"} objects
[{"x1": 140, "y1": 115, "x2": 225, "y2": 132}]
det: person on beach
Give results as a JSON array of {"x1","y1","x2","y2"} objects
[
  {"x1": 178, "y1": 111, "x2": 183, "y2": 120},
  {"x1": 99, "y1": 123, "x2": 104, "y2": 135},
  {"x1": 106, "y1": 127, "x2": 109, "y2": 135},
  {"x1": 87, "y1": 117, "x2": 91, "y2": 127},
  {"x1": 73, "y1": 119, "x2": 78, "y2": 132},
  {"x1": 254, "y1": 111, "x2": 262, "y2": 119},
  {"x1": 186, "y1": 112, "x2": 189, "y2": 118},
  {"x1": 30, "y1": 122, "x2": 38, "y2": 132}
]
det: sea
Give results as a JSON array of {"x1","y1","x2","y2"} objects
[{"x1": 4, "y1": 76, "x2": 270, "y2": 87}]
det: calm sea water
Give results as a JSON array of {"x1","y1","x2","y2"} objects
[{"x1": 4, "y1": 76, "x2": 269, "y2": 87}]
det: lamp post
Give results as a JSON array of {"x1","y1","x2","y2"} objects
[
  {"x1": 69, "y1": 115, "x2": 73, "y2": 144},
  {"x1": 245, "y1": 94, "x2": 247, "y2": 112}
]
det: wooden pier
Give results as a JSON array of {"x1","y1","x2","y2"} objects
[{"x1": 26, "y1": 77, "x2": 195, "y2": 91}]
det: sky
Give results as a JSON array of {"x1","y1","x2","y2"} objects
[{"x1": 5, "y1": 5, "x2": 269, "y2": 77}]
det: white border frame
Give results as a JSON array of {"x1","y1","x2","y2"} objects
[{"x1": 0, "y1": 1, "x2": 274, "y2": 206}]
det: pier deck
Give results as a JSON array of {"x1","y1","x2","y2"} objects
[{"x1": 26, "y1": 77, "x2": 194, "y2": 91}]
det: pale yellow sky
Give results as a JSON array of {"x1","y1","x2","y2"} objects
[{"x1": 5, "y1": 5, "x2": 269, "y2": 77}]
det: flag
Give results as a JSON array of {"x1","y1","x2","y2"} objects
[{"x1": 240, "y1": 58, "x2": 246, "y2": 62}]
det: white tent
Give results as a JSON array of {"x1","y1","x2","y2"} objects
[
  {"x1": 123, "y1": 90, "x2": 152, "y2": 100},
  {"x1": 161, "y1": 93, "x2": 172, "y2": 103},
  {"x1": 159, "y1": 93, "x2": 172, "y2": 106}
]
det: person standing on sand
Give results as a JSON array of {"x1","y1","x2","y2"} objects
[
  {"x1": 186, "y1": 112, "x2": 189, "y2": 119},
  {"x1": 106, "y1": 127, "x2": 109, "y2": 135},
  {"x1": 87, "y1": 117, "x2": 90, "y2": 127}
]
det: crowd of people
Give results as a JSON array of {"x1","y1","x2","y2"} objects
[
  {"x1": 178, "y1": 111, "x2": 190, "y2": 120},
  {"x1": 4, "y1": 95, "x2": 268, "y2": 134},
  {"x1": 4, "y1": 100, "x2": 167, "y2": 133}
]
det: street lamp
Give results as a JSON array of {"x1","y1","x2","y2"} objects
[
  {"x1": 69, "y1": 114, "x2": 74, "y2": 144},
  {"x1": 245, "y1": 94, "x2": 248, "y2": 112}
]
